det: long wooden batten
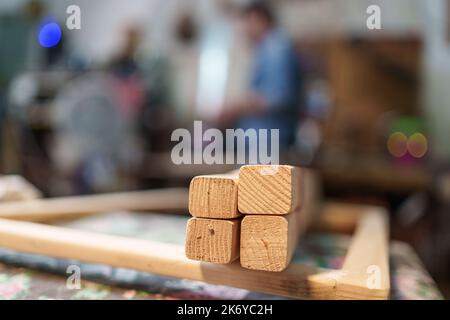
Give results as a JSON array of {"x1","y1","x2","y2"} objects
[{"x1": 0, "y1": 188, "x2": 189, "y2": 222}]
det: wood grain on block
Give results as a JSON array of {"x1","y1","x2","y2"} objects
[
  {"x1": 240, "y1": 170, "x2": 319, "y2": 272},
  {"x1": 238, "y1": 165, "x2": 302, "y2": 215},
  {"x1": 189, "y1": 171, "x2": 240, "y2": 219},
  {"x1": 185, "y1": 217, "x2": 240, "y2": 264},
  {"x1": 240, "y1": 213, "x2": 296, "y2": 272}
]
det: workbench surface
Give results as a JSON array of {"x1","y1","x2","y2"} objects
[{"x1": 0, "y1": 212, "x2": 443, "y2": 300}]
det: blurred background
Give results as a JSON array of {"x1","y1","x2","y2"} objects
[{"x1": 0, "y1": 0, "x2": 449, "y2": 297}]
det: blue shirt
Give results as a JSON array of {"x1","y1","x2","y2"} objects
[
  {"x1": 236, "y1": 30, "x2": 301, "y2": 148},
  {"x1": 250, "y1": 30, "x2": 301, "y2": 112}
]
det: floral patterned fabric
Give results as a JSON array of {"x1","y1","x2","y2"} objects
[{"x1": 0, "y1": 212, "x2": 443, "y2": 300}]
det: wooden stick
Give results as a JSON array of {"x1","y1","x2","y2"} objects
[
  {"x1": 0, "y1": 188, "x2": 188, "y2": 222},
  {"x1": 309, "y1": 208, "x2": 390, "y2": 300},
  {"x1": 189, "y1": 171, "x2": 240, "y2": 219},
  {"x1": 240, "y1": 170, "x2": 319, "y2": 272},
  {"x1": 0, "y1": 218, "x2": 335, "y2": 299},
  {"x1": 185, "y1": 217, "x2": 241, "y2": 264},
  {"x1": 238, "y1": 165, "x2": 302, "y2": 215},
  {"x1": 336, "y1": 208, "x2": 390, "y2": 299}
]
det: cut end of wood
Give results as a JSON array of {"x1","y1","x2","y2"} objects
[
  {"x1": 189, "y1": 175, "x2": 240, "y2": 219},
  {"x1": 185, "y1": 217, "x2": 240, "y2": 264},
  {"x1": 238, "y1": 165, "x2": 302, "y2": 215},
  {"x1": 240, "y1": 215, "x2": 290, "y2": 272}
]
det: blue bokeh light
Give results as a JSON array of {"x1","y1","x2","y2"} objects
[{"x1": 38, "y1": 22, "x2": 62, "y2": 48}]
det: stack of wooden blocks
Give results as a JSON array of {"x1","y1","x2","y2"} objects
[{"x1": 185, "y1": 165, "x2": 316, "y2": 272}]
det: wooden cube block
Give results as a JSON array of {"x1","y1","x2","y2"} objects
[
  {"x1": 189, "y1": 172, "x2": 240, "y2": 219},
  {"x1": 185, "y1": 217, "x2": 240, "y2": 264},
  {"x1": 238, "y1": 165, "x2": 302, "y2": 215}
]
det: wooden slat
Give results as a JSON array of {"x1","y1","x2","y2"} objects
[
  {"x1": 238, "y1": 165, "x2": 302, "y2": 215},
  {"x1": 189, "y1": 171, "x2": 240, "y2": 219},
  {"x1": 0, "y1": 189, "x2": 188, "y2": 222},
  {"x1": 185, "y1": 217, "x2": 241, "y2": 263},
  {"x1": 0, "y1": 218, "x2": 335, "y2": 299},
  {"x1": 336, "y1": 208, "x2": 390, "y2": 299},
  {"x1": 310, "y1": 208, "x2": 390, "y2": 299}
]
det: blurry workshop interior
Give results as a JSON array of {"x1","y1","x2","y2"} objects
[{"x1": 0, "y1": 0, "x2": 448, "y2": 299}]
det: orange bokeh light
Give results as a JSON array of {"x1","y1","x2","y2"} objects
[
  {"x1": 407, "y1": 133, "x2": 428, "y2": 158},
  {"x1": 387, "y1": 132, "x2": 408, "y2": 158}
]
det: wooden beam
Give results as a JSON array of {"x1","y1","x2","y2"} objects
[
  {"x1": 189, "y1": 172, "x2": 240, "y2": 219},
  {"x1": 185, "y1": 217, "x2": 241, "y2": 263},
  {"x1": 240, "y1": 170, "x2": 319, "y2": 272},
  {"x1": 0, "y1": 189, "x2": 188, "y2": 222},
  {"x1": 241, "y1": 212, "x2": 298, "y2": 272},
  {"x1": 0, "y1": 218, "x2": 335, "y2": 299},
  {"x1": 310, "y1": 208, "x2": 390, "y2": 300},
  {"x1": 238, "y1": 165, "x2": 302, "y2": 215},
  {"x1": 313, "y1": 202, "x2": 368, "y2": 233}
]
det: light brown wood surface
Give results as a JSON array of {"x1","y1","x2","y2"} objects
[
  {"x1": 238, "y1": 165, "x2": 302, "y2": 215},
  {"x1": 240, "y1": 170, "x2": 319, "y2": 271},
  {"x1": 0, "y1": 188, "x2": 188, "y2": 222},
  {"x1": 0, "y1": 175, "x2": 42, "y2": 202},
  {"x1": 314, "y1": 202, "x2": 372, "y2": 233},
  {"x1": 185, "y1": 217, "x2": 240, "y2": 263},
  {"x1": 189, "y1": 171, "x2": 240, "y2": 219},
  {"x1": 310, "y1": 207, "x2": 390, "y2": 299},
  {"x1": 336, "y1": 208, "x2": 390, "y2": 299}
]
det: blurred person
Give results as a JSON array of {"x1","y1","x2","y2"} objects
[
  {"x1": 110, "y1": 25, "x2": 142, "y2": 78},
  {"x1": 0, "y1": 1, "x2": 45, "y2": 132},
  {"x1": 218, "y1": 1, "x2": 302, "y2": 149},
  {"x1": 49, "y1": 25, "x2": 150, "y2": 194},
  {"x1": 108, "y1": 25, "x2": 146, "y2": 119},
  {"x1": 171, "y1": 12, "x2": 200, "y2": 124}
]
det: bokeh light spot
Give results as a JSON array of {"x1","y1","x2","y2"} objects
[
  {"x1": 38, "y1": 22, "x2": 62, "y2": 48},
  {"x1": 387, "y1": 132, "x2": 408, "y2": 158},
  {"x1": 407, "y1": 133, "x2": 428, "y2": 158}
]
